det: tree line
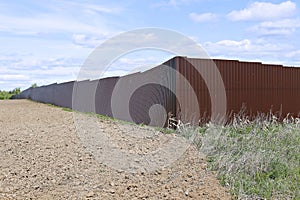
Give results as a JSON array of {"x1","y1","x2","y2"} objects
[
  {"x1": 0, "y1": 83, "x2": 38, "y2": 100},
  {"x1": 0, "y1": 88, "x2": 21, "y2": 100}
]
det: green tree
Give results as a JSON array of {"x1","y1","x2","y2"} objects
[
  {"x1": 31, "y1": 83, "x2": 38, "y2": 88},
  {"x1": 0, "y1": 87, "x2": 21, "y2": 99},
  {"x1": 12, "y1": 87, "x2": 21, "y2": 94}
]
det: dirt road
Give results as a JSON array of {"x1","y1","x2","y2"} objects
[{"x1": 0, "y1": 100, "x2": 231, "y2": 199}]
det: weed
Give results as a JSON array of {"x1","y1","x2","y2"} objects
[
  {"x1": 62, "y1": 107, "x2": 73, "y2": 112},
  {"x1": 156, "y1": 127, "x2": 176, "y2": 134},
  {"x1": 196, "y1": 115, "x2": 300, "y2": 199}
]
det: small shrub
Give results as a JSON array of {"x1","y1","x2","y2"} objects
[
  {"x1": 31, "y1": 83, "x2": 38, "y2": 88},
  {"x1": 0, "y1": 88, "x2": 21, "y2": 100}
]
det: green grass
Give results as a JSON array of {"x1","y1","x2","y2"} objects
[
  {"x1": 95, "y1": 113, "x2": 115, "y2": 121},
  {"x1": 61, "y1": 107, "x2": 73, "y2": 112},
  {"x1": 50, "y1": 103, "x2": 146, "y2": 127},
  {"x1": 155, "y1": 127, "x2": 176, "y2": 134},
  {"x1": 188, "y1": 116, "x2": 300, "y2": 200}
]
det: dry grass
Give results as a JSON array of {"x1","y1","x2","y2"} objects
[{"x1": 176, "y1": 115, "x2": 300, "y2": 200}]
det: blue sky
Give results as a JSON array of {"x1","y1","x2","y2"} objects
[{"x1": 1, "y1": 0, "x2": 300, "y2": 90}]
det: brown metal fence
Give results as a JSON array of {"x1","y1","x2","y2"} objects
[
  {"x1": 12, "y1": 56, "x2": 300, "y2": 126},
  {"x1": 174, "y1": 57, "x2": 300, "y2": 124}
]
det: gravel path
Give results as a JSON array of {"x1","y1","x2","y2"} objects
[{"x1": 0, "y1": 100, "x2": 231, "y2": 199}]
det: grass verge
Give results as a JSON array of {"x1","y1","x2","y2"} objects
[{"x1": 193, "y1": 116, "x2": 299, "y2": 199}]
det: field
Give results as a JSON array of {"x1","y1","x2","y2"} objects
[
  {"x1": 0, "y1": 100, "x2": 230, "y2": 199},
  {"x1": 0, "y1": 100, "x2": 298, "y2": 199}
]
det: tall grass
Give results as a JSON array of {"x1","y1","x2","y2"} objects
[{"x1": 177, "y1": 115, "x2": 300, "y2": 199}]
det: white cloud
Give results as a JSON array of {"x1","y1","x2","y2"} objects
[
  {"x1": 203, "y1": 39, "x2": 293, "y2": 64},
  {"x1": 71, "y1": 32, "x2": 161, "y2": 48},
  {"x1": 227, "y1": 1, "x2": 296, "y2": 21},
  {"x1": 101, "y1": 51, "x2": 174, "y2": 78},
  {"x1": 286, "y1": 50, "x2": 300, "y2": 58},
  {"x1": 189, "y1": 12, "x2": 217, "y2": 22},
  {"x1": 0, "y1": 50, "x2": 173, "y2": 90},
  {"x1": 249, "y1": 18, "x2": 300, "y2": 35},
  {"x1": 212, "y1": 39, "x2": 251, "y2": 49},
  {"x1": 72, "y1": 34, "x2": 108, "y2": 48},
  {"x1": 83, "y1": 4, "x2": 123, "y2": 14},
  {"x1": 0, "y1": 13, "x2": 111, "y2": 36},
  {"x1": 153, "y1": 0, "x2": 200, "y2": 8},
  {"x1": 0, "y1": 56, "x2": 81, "y2": 90},
  {"x1": 1, "y1": 75, "x2": 30, "y2": 81},
  {"x1": 0, "y1": 1, "x2": 122, "y2": 36}
]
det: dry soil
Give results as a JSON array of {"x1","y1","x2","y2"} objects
[{"x1": 0, "y1": 100, "x2": 231, "y2": 199}]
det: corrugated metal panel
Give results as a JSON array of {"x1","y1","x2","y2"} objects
[
  {"x1": 95, "y1": 77, "x2": 119, "y2": 117},
  {"x1": 54, "y1": 81, "x2": 74, "y2": 109},
  {"x1": 109, "y1": 62, "x2": 176, "y2": 127},
  {"x1": 13, "y1": 56, "x2": 300, "y2": 126},
  {"x1": 42, "y1": 84, "x2": 56, "y2": 104},
  {"x1": 162, "y1": 57, "x2": 177, "y2": 121},
  {"x1": 174, "y1": 57, "x2": 300, "y2": 124},
  {"x1": 176, "y1": 57, "x2": 222, "y2": 124},
  {"x1": 72, "y1": 79, "x2": 99, "y2": 113}
]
